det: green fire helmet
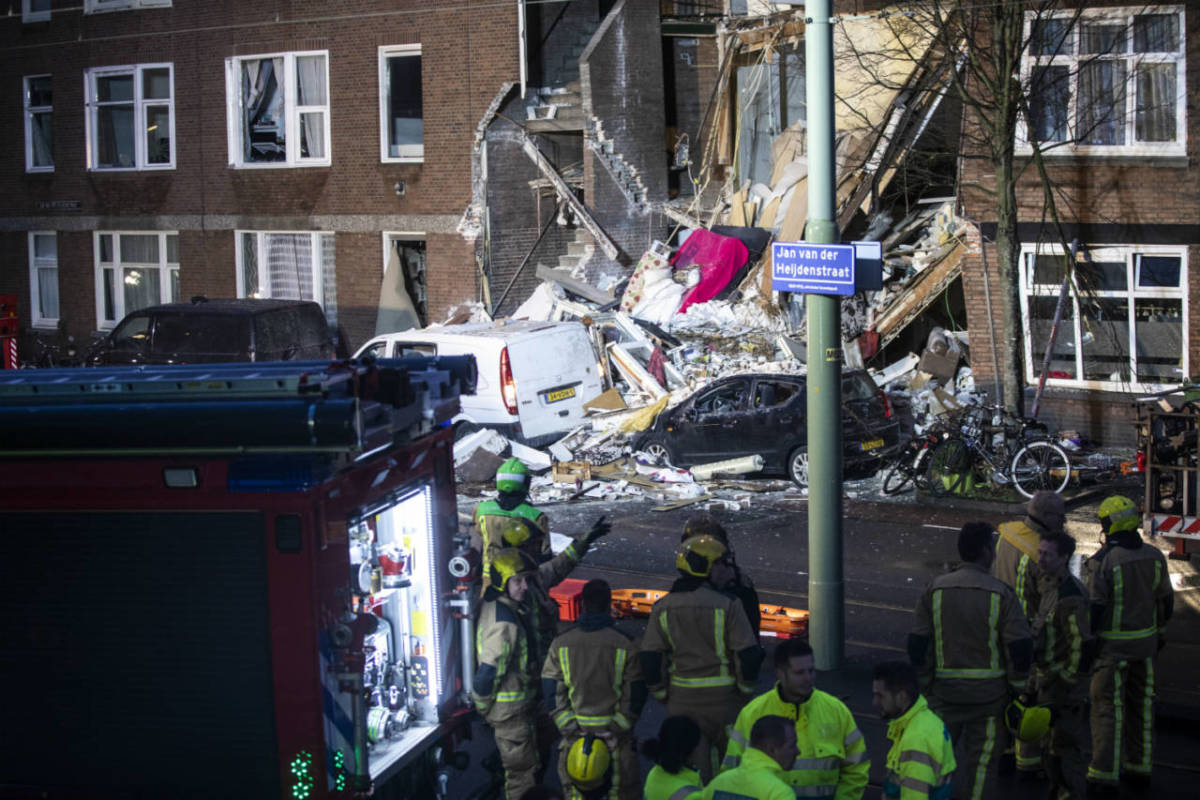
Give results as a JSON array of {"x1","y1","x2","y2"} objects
[{"x1": 495, "y1": 458, "x2": 531, "y2": 493}]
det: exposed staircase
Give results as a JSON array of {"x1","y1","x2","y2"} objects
[{"x1": 526, "y1": 19, "x2": 596, "y2": 133}]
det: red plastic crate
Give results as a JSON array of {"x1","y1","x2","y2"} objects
[{"x1": 549, "y1": 578, "x2": 587, "y2": 622}]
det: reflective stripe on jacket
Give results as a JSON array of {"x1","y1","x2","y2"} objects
[
  {"x1": 994, "y1": 520, "x2": 1046, "y2": 623},
  {"x1": 723, "y1": 686, "x2": 869, "y2": 799},
  {"x1": 1088, "y1": 536, "x2": 1173, "y2": 660},
  {"x1": 882, "y1": 694, "x2": 955, "y2": 800},
  {"x1": 542, "y1": 623, "x2": 643, "y2": 737},
  {"x1": 473, "y1": 499, "x2": 550, "y2": 585},
  {"x1": 472, "y1": 594, "x2": 534, "y2": 724},
  {"x1": 640, "y1": 583, "x2": 758, "y2": 697},
  {"x1": 1034, "y1": 572, "x2": 1091, "y2": 701},
  {"x1": 703, "y1": 747, "x2": 795, "y2": 800},
  {"x1": 911, "y1": 562, "x2": 1032, "y2": 704},
  {"x1": 643, "y1": 764, "x2": 703, "y2": 800}
]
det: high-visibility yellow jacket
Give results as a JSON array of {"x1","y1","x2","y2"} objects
[
  {"x1": 704, "y1": 747, "x2": 794, "y2": 800},
  {"x1": 639, "y1": 578, "x2": 760, "y2": 700},
  {"x1": 1086, "y1": 530, "x2": 1174, "y2": 661},
  {"x1": 909, "y1": 562, "x2": 1033, "y2": 705},
  {"x1": 643, "y1": 764, "x2": 703, "y2": 800},
  {"x1": 882, "y1": 694, "x2": 955, "y2": 800},
  {"x1": 542, "y1": 615, "x2": 645, "y2": 739},
  {"x1": 472, "y1": 593, "x2": 535, "y2": 724},
  {"x1": 994, "y1": 519, "x2": 1048, "y2": 623},
  {"x1": 723, "y1": 686, "x2": 869, "y2": 800},
  {"x1": 1033, "y1": 570, "x2": 1091, "y2": 703}
]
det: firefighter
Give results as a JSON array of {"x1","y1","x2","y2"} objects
[
  {"x1": 474, "y1": 457, "x2": 551, "y2": 587},
  {"x1": 872, "y1": 660, "x2": 956, "y2": 800},
  {"x1": 639, "y1": 534, "x2": 762, "y2": 780},
  {"x1": 723, "y1": 637, "x2": 869, "y2": 798},
  {"x1": 1029, "y1": 532, "x2": 1091, "y2": 800},
  {"x1": 993, "y1": 490, "x2": 1065, "y2": 777},
  {"x1": 908, "y1": 522, "x2": 1032, "y2": 800},
  {"x1": 472, "y1": 548, "x2": 550, "y2": 800},
  {"x1": 543, "y1": 579, "x2": 647, "y2": 800},
  {"x1": 703, "y1": 715, "x2": 797, "y2": 800},
  {"x1": 642, "y1": 716, "x2": 704, "y2": 800},
  {"x1": 682, "y1": 513, "x2": 761, "y2": 640},
  {"x1": 1085, "y1": 495, "x2": 1174, "y2": 798},
  {"x1": 490, "y1": 513, "x2": 611, "y2": 669}
]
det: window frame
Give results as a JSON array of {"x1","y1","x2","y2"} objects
[
  {"x1": 235, "y1": 231, "x2": 334, "y2": 309},
  {"x1": 1018, "y1": 242, "x2": 1189, "y2": 392},
  {"x1": 28, "y1": 231, "x2": 59, "y2": 329},
  {"x1": 225, "y1": 51, "x2": 332, "y2": 169},
  {"x1": 84, "y1": 63, "x2": 176, "y2": 171},
  {"x1": 93, "y1": 231, "x2": 181, "y2": 330},
  {"x1": 84, "y1": 0, "x2": 171, "y2": 14},
  {"x1": 1018, "y1": 5, "x2": 1187, "y2": 158},
  {"x1": 23, "y1": 0, "x2": 52, "y2": 23},
  {"x1": 24, "y1": 74, "x2": 53, "y2": 173},
  {"x1": 378, "y1": 44, "x2": 424, "y2": 163}
]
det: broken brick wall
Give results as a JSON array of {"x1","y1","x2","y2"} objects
[{"x1": 580, "y1": 0, "x2": 671, "y2": 272}]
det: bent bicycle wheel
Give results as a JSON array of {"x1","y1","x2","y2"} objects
[
  {"x1": 881, "y1": 459, "x2": 915, "y2": 495},
  {"x1": 1010, "y1": 440, "x2": 1071, "y2": 498}
]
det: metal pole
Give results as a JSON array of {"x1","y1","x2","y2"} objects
[
  {"x1": 804, "y1": 0, "x2": 844, "y2": 671},
  {"x1": 1030, "y1": 238, "x2": 1078, "y2": 419}
]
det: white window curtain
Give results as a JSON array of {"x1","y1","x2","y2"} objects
[
  {"x1": 33, "y1": 234, "x2": 58, "y2": 321},
  {"x1": 296, "y1": 55, "x2": 327, "y2": 159},
  {"x1": 266, "y1": 234, "x2": 314, "y2": 301},
  {"x1": 240, "y1": 232, "x2": 336, "y2": 324}
]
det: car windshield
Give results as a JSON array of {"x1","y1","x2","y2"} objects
[{"x1": 153, "y1": 313, "x2": 249, "y2": 355}]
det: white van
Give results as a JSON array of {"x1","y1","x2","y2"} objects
[{"x1": 355, "y1": 320, "x2": 605, "y2": 444}]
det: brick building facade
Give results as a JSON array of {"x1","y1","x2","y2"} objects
[
  {"x1": 958, "y1": 3, "x2": 1197, "y2": 445},
  {"x1": 2, "y1": 0, "x2": 520, "y2": 355}
]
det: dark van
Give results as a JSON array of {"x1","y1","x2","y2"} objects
[{"x1": 87, "y1": 298, "x2": 338, "y2": 366}]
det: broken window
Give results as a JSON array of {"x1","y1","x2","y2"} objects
[
  {"x1": 379, "y1": 45, "x2": 423, "y2": 161},
  {"x1": 735, "y1": 43, "x2": 805, "y2": 187},
  {"x1": 380, "y1": 234, "x2": 426, "y2": 331},
  {"x1": 227, "y1": 51, "x2": 329, "y2": 167},
  {"x1": 694, "y1": 379, "x2": 750, "y2": 416},
  {"x1": 1020, "y1": 245, "x2": 1186, "y2": 390},
  {"x1": 754, "y1": 380, "x2": 799, "y2": 409}
]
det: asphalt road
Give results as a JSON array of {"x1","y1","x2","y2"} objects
[{"x1": 451, "y1": 484, "x2": 1200, "y2": 798}]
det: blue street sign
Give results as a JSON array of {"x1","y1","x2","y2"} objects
[{"x1": 771, "y1": 242, "x2": 856, "y2": 295}]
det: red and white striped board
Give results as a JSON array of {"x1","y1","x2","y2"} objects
[{"x1": 1151, "y1": 515, "x2": 1200, "y2": 539}]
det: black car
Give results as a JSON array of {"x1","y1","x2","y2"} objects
[
  {"x1": 87, "y1": 298, "x2": 339, "y2": 366},
  {"x1": 633, "y1": 369, "x2": 901, "y2": 487}
]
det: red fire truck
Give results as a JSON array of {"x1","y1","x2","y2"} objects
[{"x1": 0, "y1": 358, "x2": 479, "y2": 799}]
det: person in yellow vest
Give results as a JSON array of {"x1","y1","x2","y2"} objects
[
  {"x1": 543, "y1": 579, "x2": 646, "y2": 800},
  {"x1": 872, "y1": 660, "x2": 955, "y2": 799},
  {"x1": 993, "y1": 490, "x2": 1065, "y2": 778},
  {"x1": 472, "y1": 549, "x2": 546, "y2": 800},
  {"x1": 909, "y1": 522, "x2": 1032, "y2": 800},
  {"x1": 1085, "y1": 495, "x2": 1174, "y2": 799},
  {"x1": 640, "y1": 535, "x2": 762, "y2": 780},
  {"x1": 722, "y1": 638, "x2": 869, "y2": 799},
  {"x1": 1031, "y1": 532, "x2": 1092, "y2": 800},
  {"x1": 703, "y1": 715, "x2": 797, "y2": 800},
  {"x1": 643, "y1": 716, "x2": 704, "y2": 800},
  {"x1": 473, "y1": 457, "x2": 551, "y2": 586}
]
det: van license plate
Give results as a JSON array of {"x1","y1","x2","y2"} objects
[
  {"x1": 859, "y1": 438, "x2": 884, "y2": 452},
  {"x1": 544, "y1": 387, "x2": 576, "y2": 403}
]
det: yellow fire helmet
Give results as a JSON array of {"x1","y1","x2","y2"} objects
[
  {"x1": 566, "y1": 735, "x2": 612, "y2": 791},
  {"x1": 676, "y1": 534, "x2": 729, "y2": 578},
  {"x1": 1098, "y1": 494, "x2": 1140, "y2": 534},
  {"x1": 487, "y1": 548, "x2": 536, "y2": 593},
  {"x1": 492, "y1": 515, "x2": 536, "y2": 549},
  {"x1": 1005, "y1": 699, "x2": 1052, "y2": 743}
]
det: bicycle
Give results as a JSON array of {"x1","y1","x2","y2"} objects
[
  {"x1": 925, "y1": 405, "x2": 1072, "y2": 499},
  {"x1": 880, "y1": 422, "x2": 952, "y2": 496}
]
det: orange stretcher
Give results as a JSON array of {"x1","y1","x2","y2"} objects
[{"x1": 608, "y1": 588, "x2": 809, "y2": 640}]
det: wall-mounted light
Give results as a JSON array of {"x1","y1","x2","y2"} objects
[{"x1": 394, "y1": 180, "x2": 406, "y2": 196}]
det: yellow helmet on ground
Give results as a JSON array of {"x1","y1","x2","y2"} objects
[
  {"x1": 566, "y1": 735, "x2": 611, "y2": 791},
  {"x1": 676, "y1": 534, "x2": 728, "y2": 578},
  {"x1": 1005, "y1": 699, "x2": 1052, "y2": 743},
  {"x1": 487, "y1": 548, "x2": 535, "y2": 592},
  {"x1": 1098, "y1": 495, "x2": 1139, "y2": 534}
]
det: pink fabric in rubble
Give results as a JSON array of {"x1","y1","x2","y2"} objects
[{"x1": 671, "y1": 230, "x2": 750, "y2": 313}]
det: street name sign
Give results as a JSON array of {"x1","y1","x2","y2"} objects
[{"x1": 771, "y1": 242, "x2": 855, "y2": 295}]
